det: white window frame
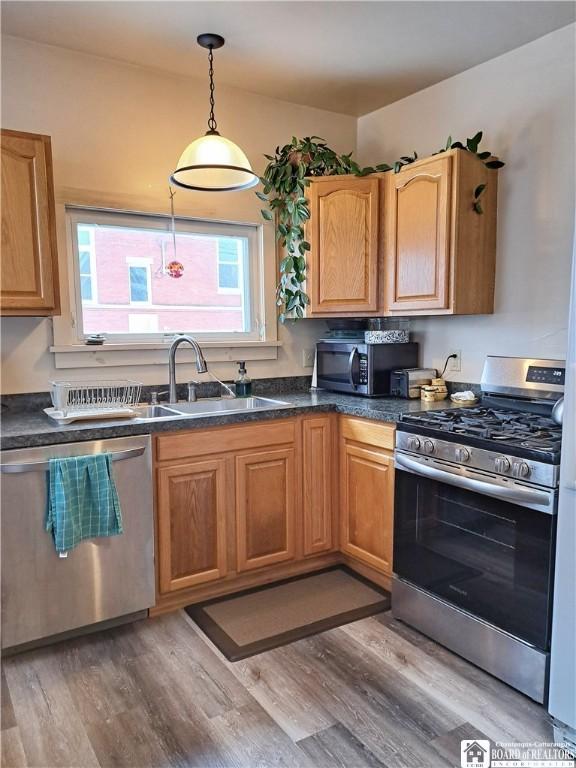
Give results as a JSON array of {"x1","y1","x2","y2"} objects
[
  {"x1": 77, "y1": 225, "x2": 98, "y2": 305},
  {"x1": 66, "y1": 206, "x2": 263, "y2": 344}
]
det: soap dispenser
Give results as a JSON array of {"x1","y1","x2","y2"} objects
[{"x1": 235, "y1": 361, "x2": 252, "y2": 397}]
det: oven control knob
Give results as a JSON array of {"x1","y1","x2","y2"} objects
[
  {"x1": 407, "y1": 437, "x2": 421, "y2": 451},
  {"x1": 513, "y1": 461, "x2": 531, "y2": 478},
  {"x1": 423, "y1": 439, "x2": 435, "y2": 454},
  {"x1": 455, "y1": 447, "x2": 470, "y2": 462},
  {"x1": 495, "y1": 456, "x2": 511, "y2": 473}
]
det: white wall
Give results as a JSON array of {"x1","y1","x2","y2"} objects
[
  {"x1": 0, "y1": 36, "x2": 357, "y2": 393},
  {"x1": 3, "y1": 26, "x2": 574, "y2": 393},
  {"x1": 358, "y1": 25, "x2": 575, "y2": 383}
]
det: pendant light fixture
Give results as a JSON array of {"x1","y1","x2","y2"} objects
[{"x1": 170, "y1": 34, "x2": 259, "y2": 192}]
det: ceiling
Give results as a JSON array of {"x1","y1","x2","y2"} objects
[{"x1": 2, "y1": 1, "x2": 574, "y2": 116}]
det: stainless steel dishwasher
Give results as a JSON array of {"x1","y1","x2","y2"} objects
[{"x1": 1, "y1": 434, "x2": 155, "y2": 651}]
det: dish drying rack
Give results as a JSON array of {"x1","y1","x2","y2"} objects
[{"x1": 45, "y1": 380, "x2": 143, "y2": 424}]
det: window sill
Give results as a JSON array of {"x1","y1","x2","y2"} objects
[{"x1": 50, "y1": 340, "x2": 282, "y2": 369}]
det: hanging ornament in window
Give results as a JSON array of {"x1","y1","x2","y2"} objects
[
  {"x1": 167, "y1": 260, "x2": 184, "y2": 278},
  {"x1": 163, "y1": 185, "x2": 184, "y2": 278}
]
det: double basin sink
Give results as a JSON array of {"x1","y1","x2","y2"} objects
[{"x1": 131, "y1": 396, "x2": 292, "y2": 422}]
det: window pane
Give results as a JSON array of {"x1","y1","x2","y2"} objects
[
  {"x1": 74, "y1": 218, "x2": 252, "y2": 336},
  {"x1": 77, "y1": 228, "x2": 92, "y2": 246},
  {"x1": 79, "y1": 250, "x2": 91, "y2": 275},
  {"x1": 218, "y1": 238, "x2": 239, "y2": 263},
  {"x1": 129, "y1": 266, "x2": 149, "y2": 302},
  {"x1": 218, "y1": 263, "x2": 239, "y2": 289},
  {"x1": 80, "y1": 275, "x2": 92, "y2": 301}
]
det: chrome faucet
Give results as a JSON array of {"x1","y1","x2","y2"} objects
[{"x1": 168, "y1": 335, "x2": 208, "y2": 404}]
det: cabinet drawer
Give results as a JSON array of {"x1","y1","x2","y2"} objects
[
  {"x1": 340, "y1": 416, "x2": 395, "y2": 452},
  {"x1": 156, "y1": 419, "x2": 296, "y2": 462}
]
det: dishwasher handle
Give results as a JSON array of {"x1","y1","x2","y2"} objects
[{"x1": 0, "y1": 446, "x2": 146, "y2": 474}]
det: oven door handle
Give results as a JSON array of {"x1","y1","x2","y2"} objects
[{"x1": 395, "y1": 453, "x2": 554, "y2": 512}]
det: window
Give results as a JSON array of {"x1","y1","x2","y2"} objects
[
  {"x1": 77, "y1": 226, "x2": 97, "y2": 303},
  {"x1": 218, "y1": 238, "x2": 241, "y2": 291},
  {"x1": 129, "y1": 266, "x2": 149, "y2": 302},
  {"x1": 67, "y1": 207, "x2": 262, "y2": 342},
  {"x1": 127, "y1": 258, "x2": 152, "y2": 304}
]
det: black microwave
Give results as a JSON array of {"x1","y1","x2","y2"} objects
[{"x1": 315, "y1": 341, "x2": 419, "y2": 396}]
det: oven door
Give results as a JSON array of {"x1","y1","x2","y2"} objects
[
  {"x1": 394, "y1": 452, "x2": 557, "y2": 650},
  {"x1": 316, "y1": 342, "x2": 367, "y2": 394}
]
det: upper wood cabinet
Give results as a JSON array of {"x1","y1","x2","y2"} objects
[
  {"x1": 384, "y1": 150, "x2": 497, "y2": 315},
  {"x1": 306, "y1": 176, "x2": 380, "y2": 316},
  {"x1": 300, "y1": 150, "x2": 498, "y2": 318},
  {"x1": 386, "y1": 156, "x2": 452, "y2": 312},
  {"x1": 339, "y1": 417, "x2": 395, "y2": 576},
  {"x1": 1, "y1": 129, "x2": 60, "y2": 316}
]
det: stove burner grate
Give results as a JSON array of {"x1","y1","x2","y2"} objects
[{"x1": 402, "y1": 405, "x2": 562, "y2": 455}]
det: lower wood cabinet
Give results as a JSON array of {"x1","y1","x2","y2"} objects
[
  {"x1": 156, "y1": 458, "x2": 229, "y2": 592},
  {"x1": 153, "y1": 413, "x2": 392, "y2": 610},
  {"x1": 302, "y1": 416, "x2": 334, "y2": 555},
  {"x1": 339, "y1": 417, "x2": 395, "y2": 576},
  {"x1": 236, "y1": 448, "x2": 296, "y2": 572}
]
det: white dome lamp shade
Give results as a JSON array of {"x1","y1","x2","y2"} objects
[{"x1": 170, "y1": 34, "x2": 259, "y2": 192}]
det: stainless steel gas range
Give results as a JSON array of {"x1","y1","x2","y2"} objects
[{"x1": 392, "y1": 356, "x2": 565, "y2": 704}]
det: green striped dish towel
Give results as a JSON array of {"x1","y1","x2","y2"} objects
[{"x1": 46, "y1": 454, "x2": 123, "y2": 554}]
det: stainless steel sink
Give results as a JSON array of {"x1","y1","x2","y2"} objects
[
  {"x1": 131, "y1": 405, "x2": 181, "y2": 419},
  {"x1": 169, "y1": 397, "x2": 291, "y2": 415},
  {"x1": 131, "y1": 397, "x2": 291, "y2": 422}
]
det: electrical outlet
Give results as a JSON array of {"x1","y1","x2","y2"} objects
[
  {"x1": 448, "y1": 350, "x2": 462, "y2": 373},
  {"x1": 302, "y1": 348, "x2": 315, "y2": 368}
]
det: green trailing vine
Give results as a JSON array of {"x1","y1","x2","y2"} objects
[{"x1": 258, "y1": 133, "x2": 504, "y2": 320}]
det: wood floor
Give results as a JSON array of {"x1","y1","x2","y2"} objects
[{"x1": 1, "y1": 610, "x2": 553, "y2": 768}]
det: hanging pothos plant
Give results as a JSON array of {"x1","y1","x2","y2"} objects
[{"x1": 258, "y1": 133, "x2": 504, "y2": 321}]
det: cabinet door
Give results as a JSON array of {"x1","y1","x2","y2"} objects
[
  {"x1": 1, "y1": 130, "x2": 59, "y2": 315},
  {"x1": 236, "y1": 448, "x2": 296, "y2": 572},
  {"x1": 340, "y1": 441, "x2": 394, "y2": 575},
  {"x1": 386, "y1": 156, "x2": 451, "y2": 312},
  {"x1": 308, "y1": 177, "x2": 379, "y2": 315},
  {"x1": 303, "y1": 417, "x2": 334, "y2": 555},
  {"x1": 157, "y1": 459, "x2": 228, "y2": 593}
]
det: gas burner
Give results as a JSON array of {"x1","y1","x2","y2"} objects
[{"x1": 400, "y1": 401, "x2": 562, "y2": 463}]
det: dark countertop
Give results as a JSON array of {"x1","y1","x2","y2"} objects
[{"x1": 0, "y1": 390, "x2": 468, "y2": 451}]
